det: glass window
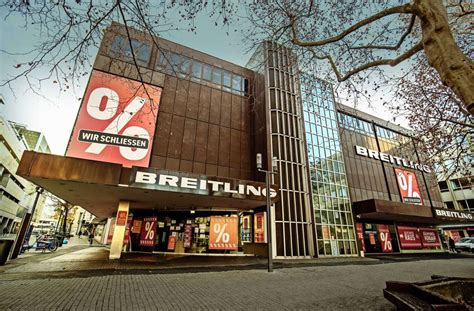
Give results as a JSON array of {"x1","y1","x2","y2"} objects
[
  {"x1": 438, "y1": 181, "x2": 449, "y2": 192},
  {"x1": 232, "y1": 75, "x2": 242, "y2": 91},
  {"x1": 202, "y1": 64, "x2": 212, "y2": 81},
  {"x1": 223, "y1": 70, "x2": 232, "y2": 91},
  {"x1": 110, "y1": 35, "x2": 151, "y2": 66},
  {"x1": 212, "y1": 67, "x2": 222, "y2": 84},
  {"x1": 192, "y1": 61, "x2": 202, "y2": 80}
]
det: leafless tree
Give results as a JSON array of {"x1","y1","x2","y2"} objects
[{"x1": 244, "y1": 0, "x2": 473, "y2": 116}]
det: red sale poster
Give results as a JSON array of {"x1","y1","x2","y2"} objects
[
  {"x1": 66, "y1": 70, "x2": 162, "y2": 168},
  {"x1": 377, "y1": 224, "x2": 393, "y2": 253},
  {"x1": 356, "y1": 223, "x2": 365, "y2": 252},
  {"x1": 397, "y1": 225, "x2": 422, "y2": 249},
  {"x1": 123, "y1": 216, "x2": 133, "y2": 246},
  {"x1": 139, "y1": 216, "x2": 157, "y2": 247},
  {"x1": 209, "y1": 216, "x2": 238, "y2": 250},
  {"x1": 183, "y1": 224, "x2": 193, "y2": 248},
  {"x1": 395, "y1": 168, "x2": 423, "y2": 205},
  {"x1": 254, "y1": 212, "x2": 266, "y2": 243},
  {"x1": 419, "y1": 228, "x2": 441, "y2": 247}
]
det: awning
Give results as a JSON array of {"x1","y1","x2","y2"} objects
[
  {"x1": 353, "y1": 199, "x2": 441, "y2": 225},
  {"x1": 17, "y1": 152, "x2": 272, "y2": 219}
]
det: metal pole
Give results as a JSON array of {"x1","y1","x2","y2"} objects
[
  {"x1": 266, "y1": 171, "x2": 273, "y2": 272},
  {"x1": 11, "y1": 188, "x2": 43, "y2": 259}
]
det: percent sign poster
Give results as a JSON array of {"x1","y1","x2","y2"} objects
[
  {"x1": 66, "y1": 70, "x2": 162, "y2": 168},
  {"x1": 139, "y1": 216, "x2": 157, "y2": 247},
  {"x1": 394, "y1": 168, "x2": 423, "y2": 205},
  {"x1": 209, "y1": 216, "x2": 238, "y2": 250}
]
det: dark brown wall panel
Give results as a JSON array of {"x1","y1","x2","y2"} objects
[
  {"x1": 198, "y1": 86, "x2": 211, "y2": 122},
  {"x1": 186, "y1": 82, "x2": 200, "y2": 119},
  {"x1": 207, "y1": 124, "x2": 220, "y2": 165},
  {"x1": 181, "y1": 119, "x2": 197, "y2": 161},
  {"x1": 194, "y1": 121, "x2": 209, "y2": 163},
  {"x1": 174, "y1": 79, "x2": 189, "y2": 116},
  {"x1": 209, "y1": 89, "x2": 221, "y2": 125},
  {"x1": 230, "y1": 129, "x2": 241, "y2": 169},
  {"x1": 167, "y1": 115, "x2": 185, "y2": 158},
  {"x1": 218, "y1": 127, "x2": 230, "y2": 167},
  {"x1": 160, "y1": 76, "x2": 177, "y2": 113},
  {"x1": 220, "y1": 92, "x2": 231, "y2": 127},
  {"x1": 231, "y1": 95, "x2": 241, "y2": 130},
  {"x1": 153, "y1": 112, "x2": 172, "y2": 157}
]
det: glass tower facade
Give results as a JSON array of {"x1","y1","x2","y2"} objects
[{"x1": 301, "y1": 77, "x2": 357, "y2": 256}]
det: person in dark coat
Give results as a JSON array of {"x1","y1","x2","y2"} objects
[{"x1": 448, "y1": 237, "x2": 456, "y2": 253}]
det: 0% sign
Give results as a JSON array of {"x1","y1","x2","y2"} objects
[
  {"x1": 213, "y1": 223, "x2": 230, "y2": 243},
  {"x1": 379, "y1": 231, "x2": 393, "y2": 252}
]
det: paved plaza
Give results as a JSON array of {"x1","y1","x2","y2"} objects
[{"x1": 0, "y1": 240, "x2": 472, "y2": 310}]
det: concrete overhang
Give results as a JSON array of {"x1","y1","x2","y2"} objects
[{"x1": 17, "y1": 152, "x2": 272, "y2": 218}]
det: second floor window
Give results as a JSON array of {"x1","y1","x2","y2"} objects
[{"x1": 110, "y1": 35, "x2": 151, "y2": 67}]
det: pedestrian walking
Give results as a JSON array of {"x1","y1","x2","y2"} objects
[
  {"x1": 88, "y1": 228, "x2": 95, "y2": 246},
  {"x1": 448, "y1": 237, "x2": 456, "y2": 253}
]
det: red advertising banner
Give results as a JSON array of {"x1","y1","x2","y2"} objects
[
  {"x1": 131, "y1": 219, "x2": 142, "y2": 234},
  {"x1": 116, "y1": 211, "x2": 128, "y2": 226},
  {"x1": 123, "y1": 216, "x2": 133, "y2": 246},
  {"x1": 397, "y1": 225, "x2": 422, "y2": 249},
  {"x1": 356, "y1": 223, "x2": 365, "y2": 252},
  {"x1": 209, "y1": 216, "x2": 238, "y2": 250},
  {"x1": 139, "y1": 216, "x2": 157, "y2": 247},
  {"x1": 167, "y1": 235, "x2": 177, "y2": 251},
  {"x1": 66, "y1": 70, "x2": 162, "y2": 168},
  {"x1": 183, "y1": 224, "x2": 193, "y2": 248},
  {"x1": 419, "y1": 228, "x2": 441, "y2": 247},
  {"x1": 377, "y1": 224, "x2": 393, "y2": 253},
  {"x1": 395, "y1": 168, "x2": 423, "y2": 205},
  {"x1": 106, "y1": 218, "x2": 116, "y2": 244},
  {"x1": 254, "y1": 212, "x2": 266, "y2": 243}
]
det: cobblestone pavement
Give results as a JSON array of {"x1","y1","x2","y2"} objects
[{"x1": 0, "y1": 257, "x2": 472, "y2": 310}]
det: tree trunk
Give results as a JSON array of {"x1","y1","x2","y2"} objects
[
  {"x1": 62, "y1": 207, "x2": 69, "y2": 234},
  {"x1": 414, "y1": 0, "x2": 474, "y2": 115}
]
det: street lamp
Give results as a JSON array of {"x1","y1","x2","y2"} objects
[{"x1": 256, "y1": 153, "x2": 278, "y2": 272}]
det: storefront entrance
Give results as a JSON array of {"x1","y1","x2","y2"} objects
[{"x1": 108, "y1": 210, "x2": 268, "y2": 256}]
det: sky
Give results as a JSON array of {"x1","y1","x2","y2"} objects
[{"x1": 0, "y1": 5, "x2": 395, "y2": 155}]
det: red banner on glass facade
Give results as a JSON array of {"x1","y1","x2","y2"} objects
[
  {"x1": 356, "y1": 223, "x2": 365, "y2": 252},
  {"x1": 395, "y1": 168, "x2": 423, "y2": 205},
  {"x1": 183, "y1": 224, "x2": 193, "y2": 248},
  {"x1": 419, "y1": 228, "x2": 441, "y2": 247},
  {"x1": 397, "y1": 225, "x2": 422, "y2": 249},
  {"x1": 123, "y1": 216, "x2": 133, "y2": 246},
  {"x1": 254, "y1": 212, "x2": 266, "y2": 243},
  {"x1": 139, "y1": 216, "x2": 157, "y2": 247},
  {"x1": 66, "y1": 70, "x2": 161, "y2": 168},
  {"x1": 209, "y1": 216, "x2": 238, "y2": 250},
  {"x1": 377, "y1": 224, "x2": 393, "y2": 253}
]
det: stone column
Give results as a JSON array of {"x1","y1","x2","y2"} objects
[{"x1": 109, "y1": 201, "x2": 130, "y2": 260}]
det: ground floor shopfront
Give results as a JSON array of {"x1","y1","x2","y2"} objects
[{"x1": 102, "y1": 209, "x2": 269, "y2": 256}]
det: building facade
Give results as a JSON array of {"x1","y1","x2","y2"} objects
[{"x1": 17, "y1": 23, "x2": 473, "y2": 260}]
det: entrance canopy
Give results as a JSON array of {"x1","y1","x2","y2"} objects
[{"x1": 17, "y1": 152, "x2": 274, "y2": 218}]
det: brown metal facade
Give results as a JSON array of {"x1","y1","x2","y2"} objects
[{"x1": 89, "y1": 22, "x2": 256, "y2": 181}]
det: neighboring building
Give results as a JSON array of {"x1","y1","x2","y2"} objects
[
  {"x1": 9, "y1": 121, "x2": 51, "y2": 223},
  {"x1": 437, "y1": 174, "x2": 473, "y2": 240},
  {"x1": 17, "y1": 23, "x2": 473, "y2": 260}
]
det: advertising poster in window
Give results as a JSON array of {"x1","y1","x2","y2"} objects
[
  {"x1": 394, "y1": 168, "x2": 423, "y2": 205},
  {"x1": 131, "y1": 219, "x2": 142, "y2": 234},
  {"x1": 397, "y1": 225, "x2": 422, "y2": 249},
  {"x1": 106, "y1": 218, "x2": 116, "y2": 244},
  {"x1": 356, "y1": 223, "x2": 365, "y2": 252},
  {"x1": 377, "y1": 224, "x2": 393, "y2": 253},
  {"x1": 209, "y1": 216, "x2": 238, "y2": 250},
  {"x1": 419, "y1": 228, "x2": 441, "y2": 247},
  {"x1": 123, "y1": 216, "x2": 133, "y2": 246},
  {"x1": 183, "y1": 224, "x2": 193, "y2": 248},
  {"x1": 254, "y1": 212, "x2": 267, "y2": 243},
  {"x1": 66, "y1": 70, "x2": 162, "y2": 168},
  {"x1": 139, "y1": 216, "x2": 157, "y2": 247},
  {"x1": 241, "y1": 215, "x2": 251, "y2": 243}
]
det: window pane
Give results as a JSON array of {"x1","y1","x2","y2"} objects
[
  {"x1": 192, "y1": 61, "x2": 202, "y2": 79},
  {"x1": 131, "y1": 39, "x2": 151, "y2": 66},
  {"x1": 232, "y1": 75, "x2": 242, "y2": 91},
  {"x1": 223, "y1": 71, "x2": 232, "y2": 87},
  {"x1": 212, "y1": 67, "x2": 222, "y2": 84},
  {"x1": 202, "y1": 64, "x2": 212, "y2": 81}
]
